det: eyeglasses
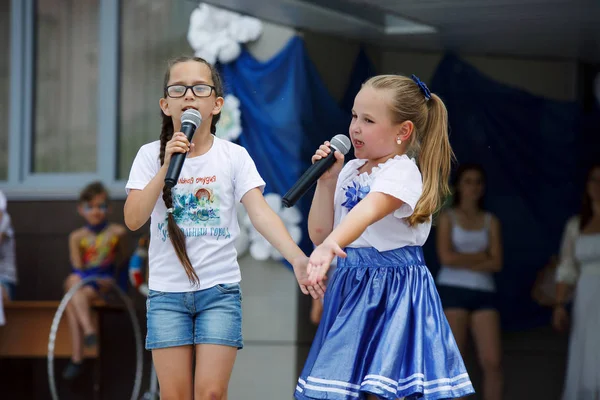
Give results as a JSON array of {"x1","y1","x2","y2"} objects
[{"x1": 165, "y1": 84, "x2": 215, "y2": 98}]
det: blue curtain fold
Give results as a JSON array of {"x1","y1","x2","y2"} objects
[
  {"x1": 581, "y1": 103, "x2": 600, "y2": 174},
  {"x1": 220, "y1": 36, "x2": 350, "y2": 260},
  {"x1": 429, "y1": 54, "x2": 581, "y2": 330}
]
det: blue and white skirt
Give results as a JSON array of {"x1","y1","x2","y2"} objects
[{"x1": 295, "y1": 246, "x2": 475, "y2": 400}]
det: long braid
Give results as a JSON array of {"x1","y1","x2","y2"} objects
[{"x1": 159, "y1": 111, "x2": 199, "y2": 284}]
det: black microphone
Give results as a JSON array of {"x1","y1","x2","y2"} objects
[
  {"x1": 164, "y1": 109, "x2": 203, "y2": 189},
  {"x1": 282, "y1": 134, "x2": 351, "y2": 208}
]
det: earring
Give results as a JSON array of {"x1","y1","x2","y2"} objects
[{"x1": 396, "y1": 137, "x2": 402, "y2": 145}]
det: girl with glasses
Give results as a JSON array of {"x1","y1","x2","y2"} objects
[{"x1": 124, "y1": 56, "x2": 318, "y2": 400}]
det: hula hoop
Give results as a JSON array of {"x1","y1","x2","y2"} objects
[{"x1": 47, "y1": 276, "x2": 143, "y2": 400}]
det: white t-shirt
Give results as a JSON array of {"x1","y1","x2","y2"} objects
[
  {"x1": 0, "y1": 190, "x2": 6, "y2": 212},
  {"x1": 333, "y1": 155, "x2": 430, "y2": 251},
  {"x1": 126, "y1": 137, "x2": 265, "y2": 292}
]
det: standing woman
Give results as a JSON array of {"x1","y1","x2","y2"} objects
[
  {"x1": 553, "y1": 163, "x2": 600, "y2": 400},
  {"x1": 436, "y1": 163, "x2": 503, "y2": 400}
]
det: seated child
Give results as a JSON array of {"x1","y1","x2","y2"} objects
[{"x1": 62, "y1": 182, "x2": 128, "y2": 380}]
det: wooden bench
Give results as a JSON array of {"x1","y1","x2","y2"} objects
[
  {"x1": 0, "y1": 300, "x2": 124, "y2": 358},
  {"x1": 0, "y1": 300, "x2": 125, "y2": 399}
]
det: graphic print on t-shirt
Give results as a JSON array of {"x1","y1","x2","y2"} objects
[{"x1": 157, "y1": 174, "x2": 231, "y2": 242}]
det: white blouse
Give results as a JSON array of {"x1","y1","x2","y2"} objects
[{"x1": 555, "y1": 216, "x2": 600, "y2": 284}]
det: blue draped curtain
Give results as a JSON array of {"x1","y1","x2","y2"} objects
[
  {"x1": 429, "y1": 54, "x2": 581, "y2": 330},
  {"x1": 220, "y1": 36, "x2": 350, "y2": 258}
]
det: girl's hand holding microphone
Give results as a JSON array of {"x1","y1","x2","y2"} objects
[
  {"x1": 161, "y1": 132, "x2": 195, "y2": 169},
  {"x1": 312, "y1": 141, "x2": 345, "y2": 182}
]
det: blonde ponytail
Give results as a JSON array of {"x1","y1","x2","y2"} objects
[{"x1": 408, "y1": 93, "x2": 454, "y2": 226}]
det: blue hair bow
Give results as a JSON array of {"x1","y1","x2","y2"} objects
[{"x1": 411, "y1": 74, "x2": 431, "y2": 101}]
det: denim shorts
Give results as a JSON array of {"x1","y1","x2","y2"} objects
[{"x1": 146, "y1": 283, "x2": 243, "y2": 350}]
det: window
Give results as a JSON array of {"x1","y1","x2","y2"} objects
[
  {"x1": 34, "y1": 0, "x2": 99, "y2": 173},
  {"x1": 1, "y1": 0, "x2": 197, "y2": 197},
  {"x1": 0, "y1": 1, "x2": 10, "y2": 180},
  {"x1": 118, "y1": 0, "x2": 196, "y2": 180}
]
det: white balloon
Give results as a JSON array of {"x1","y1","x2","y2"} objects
[
  {"x1": 270, "y1": 247, "x2": 284, "y2": 261},
  {"x1": 236, "y1": 203, "x2": 246, "y2": 221},
  {"x1": 139, "y1": 283, "x2": 149, "y2": 297},
  {"x1": 287, "y1": 224, "x2": 303, "y2": 244},
  {"x1": 228, "y1": 16, "x2": 263, "y2": 43},
  {"x1": 280, "y1": 206, "x2": 303, "y2": 225},
  {"x1": 204, "y1": 35, "x2": 231, "y2": 62},
  {"x1": 194, "y1": 48, "x2": 217, "y2": 65},
  {"x1": 224, "y1": 94, "x2": 240, "y2": 108},
  {"x1": 187, "y1": 7, "x2": 211, "y2": 45},
  {"x1": 234, "y1": 229, "x2": 250, "y2": 257},
  {"x1": 236, "y1": 189, "x2": 305, "y2": 262},
  {"x1": 248, "y1": 227, "x2": 264, "y2": 241},
  {"x1": 218, "y1": 39, "x2": 242, "y2": 64},
  {"x1": 241, "y1": 212, "x2": 253, "y2": 229},
  {"x1": 187, "y1": 4, "x2": 263, "y2": 65},
  {"x1": 250, "y1": 241, "x2": 271, "y2": 261},
  {"x1": 210, "y1": 5, "x2": 239, "y2": 27},
  {"x1": 264, "y1": 193, "x2": 282, "y2": 213}
]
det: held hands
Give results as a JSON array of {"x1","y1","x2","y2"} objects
[
  {"x1": 292, "y1": 254, "x2": 327, "y2": 299},
  {"x1": 312, "y1": 141, "x2": 345, "y2": 182},
  {"x1": 162, "y1": 132, "x2": 195, "y2": 167},
  {"x1": 308, "y1": 239, "x2": 347, "y2": 285}
]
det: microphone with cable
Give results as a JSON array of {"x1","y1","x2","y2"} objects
[
  {"x1": 164, "y1": 109, "x2": 203, "y2": 189},
  {"x1": 282, "y1": 134, "x2": 351, "y2": 208}
]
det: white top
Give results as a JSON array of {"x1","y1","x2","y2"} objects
[
  {"x1": 126, "y1": 137, "x2": 265, "y2": 292},
  {"x1": 555, "y1": 216, "x2": 600, "y2": 284},
  {"x1": 333, "y1": 155, "x2": 430, "y2": 251},
  {"x1": 0, "y1": 190, "x2": 16, "y2": 283},
  {"x1": 436, "y1": 210, "x2": 495, "y2": 292},
  {"x1": 0, "y1": 212, "x2": 17, "y2": 284},
  {"x1": 0, "y1": 285, "x2": 4, "y2": 325},
  {"x1": 0, "y1": 190, "x2": 6, "y2": 212}
]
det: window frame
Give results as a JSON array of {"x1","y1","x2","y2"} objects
[{"x1": 1, "y1": 0, "x2": 125, "y2": 200}]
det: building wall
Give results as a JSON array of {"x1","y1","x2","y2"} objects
[{"x1": 1, "y1": 19, "x2": 576, "y2": 400}]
